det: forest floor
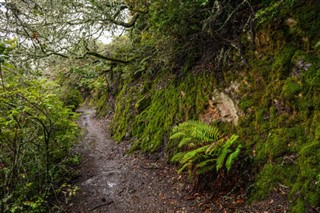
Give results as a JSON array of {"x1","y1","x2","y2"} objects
[{"x1": 62, "y1": 107, "x2": 289, "y2": 213}]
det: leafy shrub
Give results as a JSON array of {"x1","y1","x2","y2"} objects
[
  {"x1": 0, "y1": 44, "x2": 79, "y2": 212},
  {"x1": 0, "y1": 79, "x2": 80, "y2": 212},
  {"x1": 59, "y1": 87, "x2": 83, "y2": 110}
]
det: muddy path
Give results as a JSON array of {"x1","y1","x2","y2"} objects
[
  {"x1": 67, "y1": 108, "x2": 195, "y2": 213},
  {"x1": 65, "y1": 108, "x2": 289, "y2": 213}
]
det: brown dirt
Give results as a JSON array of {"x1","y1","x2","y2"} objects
[{"x1": 61, "y1": 108, "x2": 289, "y2": 213}]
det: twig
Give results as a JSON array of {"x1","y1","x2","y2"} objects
[
  {"x1": 140, "y1": 165, "x2": 162, "y2": 170},
  {"x1": 0, "y1": 64, "x2": 5, "y2": 91},
  {"x1": 90, "y1": 200, "x2": 114, "y2": 211}
]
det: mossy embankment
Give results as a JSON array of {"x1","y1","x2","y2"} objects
[
  {"x1": 237, "y1": 2, "x2": 320, "y2": 210},
  {"x1": 90, "y1": 1, "x2": 320, "y2": 211},
  {"x1": 111, "y1": 70, "x2": 216, "y2": 153}
]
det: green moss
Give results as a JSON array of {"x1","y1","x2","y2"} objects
[
  {"x1": 92, "y1": 93, "x2": 111, "y2": 117},
  {"x1": 291, "y1": 138, "x2": 320, "y2": 206},
  {"x1": 238, "y1": 12, "x2": 320, "y2": 209},
  {"x1": 293, "y1": 1, "x2": 320, "y2": 45},
  {"x1": 271, "y1": 46, "x2": 296, "y2": 79},
  {"x1": 252, "y1": 163, "x2": 294, "y2": 200},
  {"x1": 239, "y1": 98, "x2": 255, "y2": 111},
  {"x1": 129, "y1": 71, "x2": 215, "y2": 153},
  {"x1": 315, "y1": 126, "x2": 320, "y2": 141},
  {"x1": 281, "y1": 78, "x2": 301, "y2": 99},
  {"x1": 131, "y1": 82, "x2": 179, "y2": 152},
  {"x1": 110, "y1": 68, "x2": 216, "y2": 153},
  {"x1": 306, "y1": 68, "x2": 320, "y2": 88},
  {"x1": 110, "y1": 82, "x2": 135, "y2": 142},
  {"x1": 135, "y1": 95, "x2": 151, "y2": 113},
  {"x1": 290, "y1": 199, "x2": 306, "y2": 213},
  {"x1": 108, "y1": 1, "x2": 320, "y2": 211}
]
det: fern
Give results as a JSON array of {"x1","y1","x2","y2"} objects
[
  {"x1": 179, "y1": 145, "x2": 209, "y2": 165},
  {"x1": 171, "y1": 120, "x2": 221, "y2": 143},
  {"x1": 169, "y1": 131, "x2": 187, "y2": 140},
  {"x1": 195, "y1": 159, "x2": 216, "y2": 173},
  {"x1": 169, "y1": 120, "x2": 242, "y2": 178},
  {"x1": 171, "y1": 152, "x2": 185, "y2": 162},
  {"x1": 226, "y1": 144, "x2": 242, "y2": 171},
  {"x1": 206, "y1": 138, "x2": 225, "y2": 154},
  {"x1": 178, "y1": 137, "x2": 192, "y2": 148},
  {"x1": 177, "y1": 161, "x2": 192, "y2": 174},
  {"x1": 216, "y1": 135, "x2": 239, "y2": 171}
]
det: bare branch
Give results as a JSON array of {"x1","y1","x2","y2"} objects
[{"x1": 85, "y1": 52, "x2": 132, "y2": 64}]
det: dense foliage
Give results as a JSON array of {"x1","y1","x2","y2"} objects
[
  {"x1": 1, "y1": 0, "x2": 320, "y2": 212},
  {"x1": 0, "y1": 39, "x2": 79, "y2": 212}
]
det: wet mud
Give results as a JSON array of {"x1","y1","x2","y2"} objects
[{"x1": 67, "y1": 109, "x2": 193, "y2": 212}]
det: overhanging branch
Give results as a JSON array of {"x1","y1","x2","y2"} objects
[
  {"x1": 110, "y1": 12, "x2": 140, "y2": 28},
  {"x1": 85, "y1": 52, "x2": 132, "y2": 64}
]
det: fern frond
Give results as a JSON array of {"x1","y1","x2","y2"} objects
[
  {"x1": 171, "y1": 152, "x2": 185, "y2": 162},
  {"x1": 191, "y1": 127, "x2": 209, "y2": 141},
  {"x1": 223, "y1": 134, "x2": 239, "y2": 150},
  {"x1": 180, "y1": 145, "x2": 209, "y2": 164},
  {"x1": 171, "y1": 120, "x2": 196, "y2": 133},
  {"x1": 170, "y1": 120, "x2": 221, "y2": 143},
  {"x1": 216, "y1": 150, "x2": 228, "y2": 171},
  {"x1": 169, "y1": 132, "x2": 187, "y2": 140},
  {"x1": 226, "y1": 144, "x2": 242, "y2": 171},
  {"x1": 178, "y1": 137, "x2": 192, "y2": 148},
  {"x1": 195, "y1": 158, "x2": 216, "y2": 170},
  {"x1": 206, "y1": 125, "x2": 222, "y2": 140},
  {"x1": 206, "y1": 138, "x2": 225, "y2": 154},
  {"x1": 170, "y1": 120, "x2": 241, "y2": 178},
  {"x1": 197, "y1": 164, "x2": 216, "y2": 175},
  {"x1": 216, "y1": 134, "x2": 239, "y2": 171},
  {"x1": 189, "y1": 121, "x2": 221, "y2": 141},
  {"x1": 177, "y1": 160, "x2": 192, "y2": 174}
]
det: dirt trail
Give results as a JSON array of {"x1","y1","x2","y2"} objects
[
  {"x1": 66, "y1": 108, "x2": 289, "y2": 213},
  {"x1": 68, "y1": 108, "x2": 195, "y2": 212}
]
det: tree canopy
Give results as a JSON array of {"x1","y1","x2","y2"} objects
[
  {"x1": 0, "y1": 0, "x2": 147, "y2": 64},
  {"x1": 0, "y1": 0, "x2": 256, "y2": 67}
]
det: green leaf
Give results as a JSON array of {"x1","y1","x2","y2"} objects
[
  {"x1": 178, "y1": 137, "x2": 192, "y2": 148},
  {"x1": 171, "y1": 152, "x2": 185, "y2": 162},
  {"x1": 0, "y1": 54, "x2": 9, "y2": 63},
  {"x1": 226, "y1": 144, "x2": 242, "y2": 171},
  {"x1": 169, "y1": 131, "x2": 186, "y2": 140},
  {"x1": 216, "y1": 135, "x2": 238, "y2": 171}
]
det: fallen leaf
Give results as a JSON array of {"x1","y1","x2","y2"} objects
[{"x1": 235, "y1": 199, "x2": 245, "y2": 204}]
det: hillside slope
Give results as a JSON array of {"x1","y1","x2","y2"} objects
[{"x1": 86, "y1": 1, "x2": 320, "y2": 212}]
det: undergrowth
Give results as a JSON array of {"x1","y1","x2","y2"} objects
[{"x1": 169, "y1": 120, "x2": 242, "y2": 176}]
